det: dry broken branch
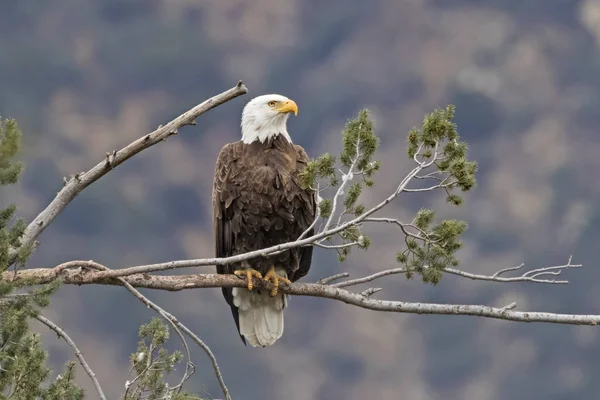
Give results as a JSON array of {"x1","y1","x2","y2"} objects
[
  {"x1": 327, "y1": 258, "x2": 582, "y2": 287},
  {"x1": 9, "y1": 81, "x2": 248, "y2": 265}
]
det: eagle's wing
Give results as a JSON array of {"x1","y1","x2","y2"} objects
[
  {"x1": 212, "y1": 142, "x2": 244, "y2": 342},
  {"x1": 291, "y1": 144, "x2": 317, "y2": 282}
]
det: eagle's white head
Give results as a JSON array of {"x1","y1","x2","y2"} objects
[{"x1": 241, "y1": 94, "x2": 298, "y2": 144}]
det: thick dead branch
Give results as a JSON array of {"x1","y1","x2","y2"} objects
[
  {"x1": 9, "y1": 82, "x2": 248, "y2": 264},
  {"x1": 7, "y1": 264, "x2": 599, "y2": 327}
]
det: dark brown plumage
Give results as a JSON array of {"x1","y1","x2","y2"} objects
[{"x1": 213, "y1": 134, "x2": 316, "y2": 345}]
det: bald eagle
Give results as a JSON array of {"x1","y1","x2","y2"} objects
[{"x1": 212, "y1": 94, "x2": 316, "y2": 347}]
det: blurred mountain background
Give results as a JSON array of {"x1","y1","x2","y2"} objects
[{"x1": 2, "y1": 0, "x2": 600, "y2": 399}]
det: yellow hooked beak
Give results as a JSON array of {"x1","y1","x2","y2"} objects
[{"x1": 276, "y1": 99, "x2": 298, "y2": 116}]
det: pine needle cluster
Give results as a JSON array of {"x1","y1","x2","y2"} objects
[
  {"x1": 125, "y1": 318, "x2": 204, "y2": 400},
  {"x1": 407, "y1": 105, "x2": 477, "y2": 201},
  {"x1": 398, "y1": 105, "x2": 477, "y2": 284}
]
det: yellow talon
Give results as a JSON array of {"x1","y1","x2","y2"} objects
[
  {"x1": 234, "y1": 268, "x2": 263, "y2": 291},
  {"x1": 263, "y1": 266, "x2": 291, "y2": 297}
]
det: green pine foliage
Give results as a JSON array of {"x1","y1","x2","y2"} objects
[
  {"x1": 299, "y1": 152, "x2": 337, "y2": 190},
  {"x1": 125, "y1": 318, "x2": 204, "y2": 400},
  {"x1": 339, "y1": 109, "x2": 380, "y2": 187},
  {"x1": 42, "y1": 363, "x2": 86, "y2": 400},
  {"x1": 0, "y1": 118, "x2": 23, "y2": 185},
  {"x1": 396, "y1": 208, "x2": 468, "y2": 284},
  {"x1": 301, "y1": 105, "x2": 476, "y2": 282},
  {"x1": 398, "y1": 106, "x2": 477, "y2": 284},
  {"x1": 318, "y1": 198, "x2": 333, "y2": 218},
  {"x1": 407, "y1": 105, "x2": 477, "y2": 195}
]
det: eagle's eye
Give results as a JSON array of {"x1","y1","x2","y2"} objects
[{"x1": 267, "y1": 101, "x2": 276, "y2": 107}]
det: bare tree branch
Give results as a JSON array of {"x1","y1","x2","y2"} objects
[
  {"x1": 322, "y1": 136, "x2": 361, "y2": 232},
  {"x1": 8, "y1": 261, "x2": 598, "y2": 327},
  {"x1": 332, "y1": 268, "x2": 406, "y2": 288},
  {"x1": 9, "y1": 81, "x2": 248, "y2": 264},
  {"x1": 317, "y1": 273, "x2": 350, "y2": 285},
  {"x1": 34, "y1": 314, "x2": 107, "y2": 400},
  {"x1": 297, "y1": 182, "x2": 321, "y2": 240},
  {"x1": 402, "y1": 182, "x2": 456, "y2": 192},
  {"x1": 359, "y1": 287, "x2": 383, "y2": 297},
  {"x1": 314, "y1": 241, "x2": 360, "y2": 249},
  {"x1": 444, "y1": 259, "x2": 581, "y2": 284},
  {"x1": 331, "y1": 258, "x2": 581, "y2": 288},
  {"x1": 363, "y1": 218, "x2": 427, "y2": 241},
  {"x1": 5, "y1": 255, "x2": 581, "y2": 290}
]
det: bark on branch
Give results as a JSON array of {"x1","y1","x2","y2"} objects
[{"x1": 7, "y1": 264, "x2": 599, "y2": 327}]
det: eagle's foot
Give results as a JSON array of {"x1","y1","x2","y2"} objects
[
  {"x1": 234, "y1": 268, "x2": 263, "y2": 291},
  {"x1": 263, "y1": 266, "x2": 292, "y2": 297}
]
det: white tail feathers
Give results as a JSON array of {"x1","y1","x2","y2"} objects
[{"x1": 232, "y1": 268, "x2": 289, "y2": 347}]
